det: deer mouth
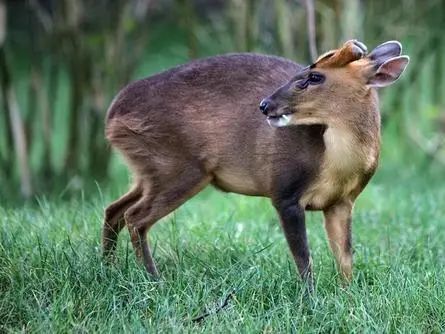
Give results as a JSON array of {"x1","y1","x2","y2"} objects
[{"x1": 266, "y1": 113, "x2": 293, "y2": 127}]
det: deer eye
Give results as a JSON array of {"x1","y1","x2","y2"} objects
[{"x1": 307, "y1": 72, "x2": 325, "y2": 85}]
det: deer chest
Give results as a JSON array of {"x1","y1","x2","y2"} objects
[{"x1": 300, "y1": 127, "x2": 378, "y2": 210}]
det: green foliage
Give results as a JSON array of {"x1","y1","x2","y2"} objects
[
  {"x1": 1, "y1": 0, "x2": 445, "y2": 199},
  {"x1": 1, "y1": 175, "x2": 444, "y2": 332}
]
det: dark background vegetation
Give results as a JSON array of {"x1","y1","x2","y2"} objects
[{"x1": 1, "y1": 0, "x2": 444, "y2": 201}]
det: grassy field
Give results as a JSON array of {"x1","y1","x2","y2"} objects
[{"x1": 1, "y1": 164, "x2": 444, "y2": 333}]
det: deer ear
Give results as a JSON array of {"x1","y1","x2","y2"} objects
[
  {"x1": 368, "y1": 56, "x2": 410, "y2": 88},
  {"x1": 368, "y1": 41, "x2": 402, "y2": 67}
]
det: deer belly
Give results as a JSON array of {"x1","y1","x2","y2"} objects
[{"x1": 212, "y1": 169, "x2": 264, "y2": 196}]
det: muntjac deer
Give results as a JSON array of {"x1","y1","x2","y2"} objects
[{"x1": 103, "y1": 40, "x2": 409, "y2": 284}]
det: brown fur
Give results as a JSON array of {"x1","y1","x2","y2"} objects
[{"x1": 103, "y1": 41, "x2": 407, "y2": 283}]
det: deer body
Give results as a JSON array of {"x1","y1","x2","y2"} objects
[{"x1": 104, "y1": 41, "x2": 408, "y2": 283}]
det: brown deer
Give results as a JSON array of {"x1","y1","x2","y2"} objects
[{"x1": 103, "y1": 40, "x2": 409, "y2": 284}]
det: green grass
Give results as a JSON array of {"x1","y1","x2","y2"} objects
[{"x1": 1, "y1": 168, "x2": 445, "y2": 333}]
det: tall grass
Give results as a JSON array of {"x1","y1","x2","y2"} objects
[{"x1": 1, "y1": 170, "x2": 444, "y2": 332}]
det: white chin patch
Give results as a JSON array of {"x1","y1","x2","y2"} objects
[{"x1": 267, "y1": 114, "x2": 291, "y2": 128}]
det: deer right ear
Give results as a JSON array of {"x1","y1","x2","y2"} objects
[
  {"x1": 368, "y1": 41, "x2": 402, "y2": 67},
  {"x1": 367, "y1": 56, "x2": 410, "y2": 88}
]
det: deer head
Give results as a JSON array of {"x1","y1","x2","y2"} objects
[{"x1": 259, "y1": 40, "x2": 410, "y2": 127}]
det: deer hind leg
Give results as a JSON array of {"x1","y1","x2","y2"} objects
[
  {"x1": 124, "y1": 167, "x2": 211, "y2": 277},
  {"x1": 323, "y1": 200, "x2": 353, "y2": 281},
  {"x1": 103, "y1": 183, "x2": 143, "y2": 258}
]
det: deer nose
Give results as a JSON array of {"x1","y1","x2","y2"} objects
[{"x1": 259, "y1": 99, "x2": 270, "y2": 115}]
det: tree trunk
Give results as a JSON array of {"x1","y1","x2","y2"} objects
[
  {"x1": 274, "y1": 0, "x2": 295, "y2": 59},
  {"x1": 63, "y1": 53, "x2": 83, "y2": 175},
  {"x1": 40, "y1": 62, "x2": 55, "y2": 179},
  {"x1": 339, "y1": 0, "x2": 363, "y2": 41},
  {"x1": 303, "y1": 0, "x2": 318, "y2": 62},
  {"x1": 230, "y1": 0, "x2": 255, "y2": 52},
  {"x1": 176, "y1": 0, "x2": 198, "y2": 59},
  {"x1": 0, "y1": 1, "x2": 32, "y2": 198},
  {"x1": 0, "y1": 49, "x2": 33, "y2": 198}
]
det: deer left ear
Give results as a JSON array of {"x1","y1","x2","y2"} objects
[{"x1": 367, "y1": 56, "x2": 410, "y2": 88}]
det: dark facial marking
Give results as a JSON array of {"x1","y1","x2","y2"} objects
[{"x1": 291, "y1": 67, "x2": 325, "y2": 90}]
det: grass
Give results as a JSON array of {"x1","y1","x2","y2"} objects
[{"x1": 1, "y1": 166, "x2": 445, "y2": 333}]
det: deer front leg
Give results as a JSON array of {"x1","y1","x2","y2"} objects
[
  {"x1": 274, "y1": 198, "x2": 313, "y2": 287},
  {"x1": 323, "y1": 200, "x2": 353, "y2": 281}
]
